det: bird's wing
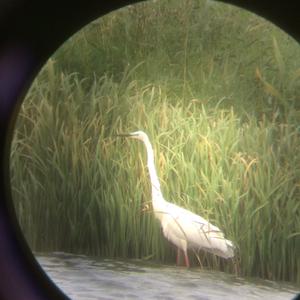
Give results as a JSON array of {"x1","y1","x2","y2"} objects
[
  {"x1": 161, "y1": 202, "x2": 234, "y2": 258},
  {"x1": 165, "y1": 202, "x2": 220, "y2": 232}
]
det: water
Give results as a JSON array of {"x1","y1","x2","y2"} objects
[{"x1": 36, "y1": 252, "x2": 299, "y2": 300}]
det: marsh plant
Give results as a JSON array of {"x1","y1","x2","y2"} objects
[{"x1": 10, "y1": 0, "x2": 300, "y2": 284}]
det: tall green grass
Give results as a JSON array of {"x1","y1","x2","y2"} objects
[
  {"x1": 54, "y1": 0, "x2": 300, "y2": 118},
  {"x1": 10, "y1": 0, "x2": 300, "y2": 284}
]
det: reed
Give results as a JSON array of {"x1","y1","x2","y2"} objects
[{"x1": 10, "y1": 0, "x2": 300, "y2": 284}]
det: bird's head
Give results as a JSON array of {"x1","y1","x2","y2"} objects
[{"x1": 116, "y1": 130, "x2": 148, "y2": 141}]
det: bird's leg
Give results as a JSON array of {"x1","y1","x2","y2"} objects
[
  {"x1": 184, "y1": 251, "x2": 190, "y2": 268},
  {"x1": 194, "y1": 251, "x2": 203, "y2": 268},
  {"x1": 176, "y1": 248, "x2": 181, "y2": 266}
]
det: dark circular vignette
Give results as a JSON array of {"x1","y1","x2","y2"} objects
[{"x1": 0, "y1": 1, "x2": 299, "y2": 299}]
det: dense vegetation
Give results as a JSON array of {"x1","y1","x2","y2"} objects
[{"x1": 10, "y1": 0, "x2": 300, "y2": 284}]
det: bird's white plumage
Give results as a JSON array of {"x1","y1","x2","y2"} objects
[
  {"x1": 118, "y1": 130, "x2": 235, "y2": 265},
  {"x1": 156, "y1": 201, "x2": 234, "y2": 259}
]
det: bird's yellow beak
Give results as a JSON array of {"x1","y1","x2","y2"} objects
[
  {"x1": 116, "y1": 133, "x2": 139, "y2": 139},
  {"x1": 116, "y1": 133, "x2": 133, "y2": 137}
]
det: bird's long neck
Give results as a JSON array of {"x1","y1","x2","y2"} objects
[{"x1": 142, "y1": 137, "x2": 165, "y2": 207}]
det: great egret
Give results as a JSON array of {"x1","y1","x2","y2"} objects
[{"x1": 117, "y1": 131, "x2": 235, "y2": 267}]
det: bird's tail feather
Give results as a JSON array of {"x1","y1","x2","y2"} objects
[
  {"x1": 205, "y1": 239, "x2": 235, "y2": 259},
  {"x1": 223, "y1": 239, "x2": 235, "y2": 258}
]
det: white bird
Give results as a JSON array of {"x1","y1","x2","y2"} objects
[{"x1": 117, "y1": 130, "x2": 235, "y2": 267}]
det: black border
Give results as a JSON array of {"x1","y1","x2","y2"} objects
[{"x1": 0, "y1": 1, "x2": 299, "y2": 299}]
